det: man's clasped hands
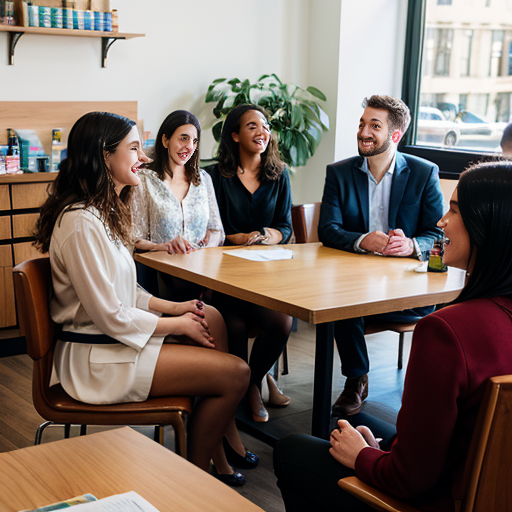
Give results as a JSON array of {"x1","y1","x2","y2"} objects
[{"x1": 359, "y1": 228, "x2": 414, "y2": 257}]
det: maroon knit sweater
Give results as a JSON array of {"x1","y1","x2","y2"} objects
[{"x1": 355, "y1": 297, "x2": 512, "y2": 511}]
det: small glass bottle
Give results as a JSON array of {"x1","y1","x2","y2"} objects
[
  {"x1": 6, "y1": 129, "x2": 20, "y2": 173},
  {"x1": 111, "y1": 8, "x2": 118, "y2": 31},
  {"x1": 427, "y1": 238, "x2": 448, "y2": 273}
]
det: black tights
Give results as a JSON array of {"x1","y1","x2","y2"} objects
[
  {"x1": 212, "y1": 292, "x2": 292, "y2": 387},
  {"x1": 274, "y1": 413, "x2": 397, "y2": 512}
]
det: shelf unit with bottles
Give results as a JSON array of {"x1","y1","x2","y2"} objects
[{"x1": 0, "y1": 24, "x2": 144, "y2": 67}]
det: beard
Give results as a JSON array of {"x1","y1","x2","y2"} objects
[{"x1": 358, "y1": 134, "x2": 392, "y2": 157}]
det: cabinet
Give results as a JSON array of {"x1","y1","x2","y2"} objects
[{"x1": 0, "y1": 173, "x2": 56, "y2": 329}]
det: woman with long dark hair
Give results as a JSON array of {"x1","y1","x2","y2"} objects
[
  {"x1": 131, "y1": 110, "x2": 224, "y2": 300},
  {"x1": 274, "y1": 161, "x2": 512, "y2": 511},
  {"x1": 207, "y1": 104, "x2": 293, "y2": 423},
  {"x1": 35, "y1": 111, "x2": 251, "y2": 485}
]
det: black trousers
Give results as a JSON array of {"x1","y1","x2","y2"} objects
[
  {"x1": 273, "y1": 413, "x2": 396, "y2": 512},
  {"x1": 334, "y1": 306, "x2": 434, "y2": 378}
]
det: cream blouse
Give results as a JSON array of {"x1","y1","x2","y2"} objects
[
  {"x1": 49, "y1": 206, "x2": 164, "y2": 404},
  {"x1": 131, "y1": 168, "x2": 225, "y2": 246}
]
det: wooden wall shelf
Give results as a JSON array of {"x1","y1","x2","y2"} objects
[{"x1": 0, "y1": 25, "x2": 144, "y2": 67}]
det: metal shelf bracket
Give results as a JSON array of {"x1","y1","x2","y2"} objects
[
  {"x1": 101, "y1": 36, "x2": 125, "y2": 68},
  {"x1": 8, "y1": 31, "x2": 23, "y2": 65}
]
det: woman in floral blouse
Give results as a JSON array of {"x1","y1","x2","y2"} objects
[{"x1": 132, "y1": 110, "x2": 224, "y2": 300}]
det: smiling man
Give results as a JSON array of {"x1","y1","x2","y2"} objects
[{"x1": 318, "y1": 95, "x2": 444, "y2": 417}]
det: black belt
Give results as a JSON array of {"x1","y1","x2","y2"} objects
[{"x1": 58, "y1": 330, "x2": 120, "y2": 345}]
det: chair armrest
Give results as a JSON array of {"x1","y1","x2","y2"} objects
[{"x1": 338, "y1": 477, "x2": 421, "y2": 512}]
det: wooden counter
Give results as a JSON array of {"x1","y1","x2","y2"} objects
[{"x1": 0, "y1": 172, "x2": 56, "y2": 329}]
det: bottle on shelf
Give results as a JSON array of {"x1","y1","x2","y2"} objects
[
  {"x1": 111, "y1": 8, "x2": 118, "y2": 31},
  {"x1": 6, "y1": 128, "x2": 20, "y2": 174},
  {"x1": 51, "y1": 128, "x2": 65, "y2": 172}
]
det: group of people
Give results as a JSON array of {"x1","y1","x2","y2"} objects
[{"x1": 34, "y1": 93, "x2": 512, "y2": 511}]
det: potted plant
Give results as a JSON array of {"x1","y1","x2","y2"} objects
[{"x1": 205, "y1": 74, "x2": 329, "y2": 168}]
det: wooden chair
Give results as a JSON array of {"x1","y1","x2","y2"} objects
[
  {"x1": 292, "y1": 202, "x2": 321, "y2": 243},
  {"x1": 338, "y1": 375, "x2": 512, "y2": 512},
  {"x1": 291, "y1": 202, "x2": 416, "y2": 370},
  {"x1": 13, "y1": 257, "x2": 192, "y2": 457}
]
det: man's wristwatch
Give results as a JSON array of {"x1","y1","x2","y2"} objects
[{"x1": 412, "y1": 238, "x2": 423, "y2": 259}]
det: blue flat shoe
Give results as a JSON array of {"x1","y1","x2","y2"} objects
[
  {"x1": 223, "y1": 437, "x2": 259, "y2": 469},
  {"x1": 211, "y1": 465, "x2": 246, "y2": 487}
]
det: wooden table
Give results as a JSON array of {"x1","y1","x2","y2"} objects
[
  {"x1": 0, "y1": 427, "x2": 264, "y2": 512},
  {"x1": 135, "y1": 243, "x2": 466, "y2": 439}
]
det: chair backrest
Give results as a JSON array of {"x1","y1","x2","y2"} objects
[
  {"x1": 291, "y1": 202, "x2": 321, "y2": 243},
  {"x1": 13, "y1": 257, "x2": 56, "y2": 362},
  {"x1": 460, "y1": 375, "x2": 512, "y2": 512}
]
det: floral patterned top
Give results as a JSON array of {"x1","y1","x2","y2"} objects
[{"x1": 131, "y1": 168, "x2": 225, "y2": 247}]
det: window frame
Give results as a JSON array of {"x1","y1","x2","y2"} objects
[{"x1": 400, "y1": 0, "x2": 498, "y2": 179}]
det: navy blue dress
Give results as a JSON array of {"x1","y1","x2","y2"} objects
[
  {"x1": 206, "y1": 164, "x2": 292, "y2": 244},
  {"x1": 205, "y1": 163, "x2": 293, "y2": 391}
]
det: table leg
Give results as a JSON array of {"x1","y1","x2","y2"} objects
[{"x1": 312, "y1": 322, "x2": 334, "y2": 439}]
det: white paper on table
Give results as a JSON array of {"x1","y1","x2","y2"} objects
[
  {"x1": 68, "y1": 491, "x2": 160, "y2": 511},
  {"x1": 223, "y1": 249, "x2": 294, "y2": 262}
]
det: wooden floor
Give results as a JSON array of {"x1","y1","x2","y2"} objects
[{"x1": 0, "y1": 320, "x2": 410, "y2": 512}]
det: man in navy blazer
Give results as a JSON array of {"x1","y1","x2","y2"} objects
[{"x1": 318, "y1": 95, "x2": 444, "y2": 417}]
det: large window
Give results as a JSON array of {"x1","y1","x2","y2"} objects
[{"x1": 402, "y1": 0, "x2": 512, "y2": 175}]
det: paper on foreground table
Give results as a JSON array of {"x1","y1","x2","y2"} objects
[
  {"x1": 223, "y1": 248, "x2": 294, "y2": 262},
  {"x1": 20, "y1": 492, "x2": 160, "y2": 512},
  {"x1": 66, "y1": 492, "x2": 160, "y2": 511}
]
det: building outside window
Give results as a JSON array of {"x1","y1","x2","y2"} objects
[
  {"x1": 489, "y1": 30, "x2": 504, "y2": 77},
  {"x1": 434, "y1": 29, "x2": 453, "y2": 76},
  {"x1": 460, "y1": 29, "x2": 473, "y2": 77},
  {"x1": 407, "y1": 0, "x2": 512, "y2": 159}
]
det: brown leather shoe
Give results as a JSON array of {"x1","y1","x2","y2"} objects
[
  {"x1": 331, "y1": 374, "x2": 369, "y2": 417},
  {"x1": 266, "y1": 373, "x2": 291, "y2": 407}
]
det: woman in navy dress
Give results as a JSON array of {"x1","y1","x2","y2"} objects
[{"x1": 207, "y1": 104, "x2": 293, "y2": 424}]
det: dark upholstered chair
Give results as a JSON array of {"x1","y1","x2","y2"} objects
[
  {"x1": 291, "y1": 202, "x2": 416, "y2": 370},
  {"x1": 13, "y1": 257, "x2": 192, "y2": 456},
  {"x1": 338, "y1": 375, "x2": 512, "y2": 512}
]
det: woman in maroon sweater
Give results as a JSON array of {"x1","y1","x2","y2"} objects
[{"x1": 274, "y1": 160, "x2": 512, "y2": 512}]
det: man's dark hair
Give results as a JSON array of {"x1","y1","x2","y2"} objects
[
  {"x1": 500, "y1": 123, "x2": 512, "y2": 155},
  {"x1": 362, "y1": 95, "x2": 411, "y2": 134}
]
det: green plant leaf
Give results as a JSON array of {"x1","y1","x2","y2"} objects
[
  {"x1": 317, "y1": 105, "x2": 330, "y2": 130},
  {"x1": 213, "y1": 97, "x2": 226, "y2": 118},
  {"x1": 290, "y1": 104, "x2": 304, "y2": 129},
  {"x1": 306, "y1": 86, "x2": 327, "y2": 101},
  {"x1": 295, "y1": 132, "x2": 310, "y2": 166},
  {"x1": 272, "y1": 73, "x2": 283, "y2": 85},
  {"x1": 212, "y1": 120, "x2": 224, "y2": 142},
  {"x1": 205, "y1": 73, "x2": 330, "y2": 170}
]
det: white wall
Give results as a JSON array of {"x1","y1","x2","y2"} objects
[
  {"x1": 292, "y1": 0, "x2": 409, "y2": 204},
  {"x1": 0, "y1": 0, "x2": 408, "y2": 204}
]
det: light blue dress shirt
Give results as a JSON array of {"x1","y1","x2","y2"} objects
[{"x1": 354, "y1": 154, "x2": 396, "y2": 252}]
